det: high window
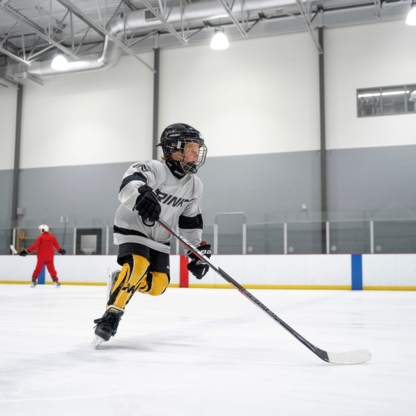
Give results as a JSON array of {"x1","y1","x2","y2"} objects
[{"x1": 357, "y1": 85, "x2": 416, "y2": 117}]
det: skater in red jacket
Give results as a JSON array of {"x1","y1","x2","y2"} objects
[{"x1": 19, "y1": 224, "x2": 66, "y2": 288}]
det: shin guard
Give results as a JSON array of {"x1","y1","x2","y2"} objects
[{"x1": 108, "y1": 254, "x2": 150, "y2": 309}]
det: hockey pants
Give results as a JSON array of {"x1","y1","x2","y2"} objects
[
  {"x1": 108, "y1": 254, "x2": 169, "y2": 310},
  {"x1": 33, "y1": 258, "x2": 58, "y2": 281}
]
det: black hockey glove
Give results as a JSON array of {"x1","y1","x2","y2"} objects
[
  {"x1": 19, "y1": 249, "x2": 29, "y2": 257},
  {"x1": 187, "y1": 243, "x2": 211, "y2": 279},
  {"x1": 135, "y1": 185, "x2": 161, "y2": 225},
  {"x1": 59, "y1": 248, "x2": 66, "y2": 255}
]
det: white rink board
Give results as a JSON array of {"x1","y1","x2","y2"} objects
[
  {"x1": 0, "y1": 255, "x2": 181, "y2": 284},
  {"x1": 2, "y1": 254, "x2": 416, "y2": 288},
  {"x1": 363, "y1": 254, "x2": 416, "y2": 287},
  {"x1": 190, "y1": 255, "x2": 351, "y2": 286}
]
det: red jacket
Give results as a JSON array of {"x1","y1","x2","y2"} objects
[{"x1": 27, "y1": 232, "x2": 61, "y2": 259}]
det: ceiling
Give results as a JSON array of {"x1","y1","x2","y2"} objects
[{"x1": 0, "y1": 0, "x2": 412, "y2": 87}]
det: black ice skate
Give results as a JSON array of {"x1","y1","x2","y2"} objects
[
  {"x1": 30, "y1": 279, "x2": 37, "y2": 288},
  {"x1": 91, "y1": 305, "x2": 124, "y2": 348}
]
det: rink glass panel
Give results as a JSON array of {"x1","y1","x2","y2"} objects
[
  {"x1": 374, "y1": 221, "x2": 416, "y2": 254},
  {"x1": 329, "y1": 221, "x2": 371, "y2": 254},
  {"x1": 286, "y1": 222, "x2": 324, "y2": 254},
  {"x1": 246, "y1": 223, "x2": 284, "y2": 255},
  {"x1": 4, "y1": 217, "x2": 416, "y2": 256},
  {"x1": 0, "y1": 228, "x2": 13, "y2": 255},
  {"x1": 216, "y1": 214, "x2": 247, "y2": 255}
]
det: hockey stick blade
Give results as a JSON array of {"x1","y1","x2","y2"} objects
[
  {"x1": 10, "y1": 245, "x2": 18, "y2": 255},
  {"x1": 156, "y1": 217, "x2": 371, "y2": 365},
  {"x1": 326, "y1": 349, "x2": 371, "y2": 365}
]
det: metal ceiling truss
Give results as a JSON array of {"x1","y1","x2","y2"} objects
[
  {"x1": 141, "y1": 0, "x2": 187, "y2": 45},
  {"x1": 56, "y1": 0, "x2": 155, "y2": 72},
  {"x1": 217, "y1": 0, "x2": 248, "y2": 37},
  {"x1": 296, "y1": 0, "x2": 322, "y2": 54},
  {"x1": 0, "y1": 2, "x2": 79, "y2": 60},
  {"x1": 0, "y1": 44, "x2": 29, "y2": 65},
  {"x1": 34, "y1": 8, "x2": 70, "y2": 52},
  {"x1": 0, "y1": 0, "x2": 412, "y2": 85}
]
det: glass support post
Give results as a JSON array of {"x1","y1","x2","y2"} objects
[
  {"x1": 73, "y1": 227, "x2": 77, "y2": 255},
  {"x1": 370, "y1": 221, "x2": 374, "y2": 254}
]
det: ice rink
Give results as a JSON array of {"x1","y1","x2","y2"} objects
[{"x1": 1, "y1": 284, "x2": 415, "y2": 416}]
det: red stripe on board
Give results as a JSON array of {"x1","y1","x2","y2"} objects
[{"x1": 179, "y1": 254, "x2": 189, "y2": 288}]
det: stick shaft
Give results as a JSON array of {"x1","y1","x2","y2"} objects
[{"x1": 156, "y1": 218, "x2": 325, "y2": 360}]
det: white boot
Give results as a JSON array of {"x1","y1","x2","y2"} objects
[{"x1": 106, "y1": 267, "x2": 120, "y2": 301}]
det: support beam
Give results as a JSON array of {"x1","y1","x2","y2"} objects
[
  {"x1": 295, "y1": 0, "x2": 322, "y2": 54},
  {"x1": 141, "y1": 0, "x2": 187, "y2": 45},
  {"x1": 1, "y1": 3, "x2": 79, "y2": 60},
  {"x1": 374, "y1": 0, "x2": 382, "y2": 18},
  {"x1": 11, "y1": 85, "x2": 24, "y2": 231},
  {"x1": 0, "y1": 78, "x2": 18, "y2": 88},
  {"x1": 217, "y1": 0, "x2": 248, "y2": 37},
  {"x1": 0, "y1": 22, "x2": 19, "y2": 48},
  {"x1": 152, "y1": 48, "x2": 160, "y2": 160},
  {"x1": 56, "y1": 0, "x2": 156, "y2": 72},
  {"x1": 34, "y1": 0, "x2": 48, "y2": 35},
  {"x1": 318, "y1": 26, "x2": 327, "y2": 254},
  {"x1": 129, "y1": 30, "x2": 159, "y2": 48},
  {"x1": 73, "y1": 28, "x2": 90, "y2": 55},
  {"x1": 0, "y1": 46, "x2": 30, "y2": 65}
]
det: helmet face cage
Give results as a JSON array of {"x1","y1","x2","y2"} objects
[
  {"x1": 160, "y1": 124, "x2": 207, "y2": 174},
  {"x1": 177, "y1": 138, "x2": 207, "y2": 174}
]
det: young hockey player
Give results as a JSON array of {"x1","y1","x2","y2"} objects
[
  {"x1": 92, "y1": 123, "x2": 211, "y2": 347},
  {"x1": 19, "y1": 224, "x2": 66, "y2": 287}
]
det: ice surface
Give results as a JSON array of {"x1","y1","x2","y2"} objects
[{"x1": 0, "y1": 285, "x2": 415, "y2": 416}]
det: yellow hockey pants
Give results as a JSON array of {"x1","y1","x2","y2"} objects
[{"x1": 108, "y1": 254, "x2": 169, "y2": 310}]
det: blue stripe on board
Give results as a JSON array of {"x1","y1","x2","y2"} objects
[
  {"x1": 38, "y1": 265, "x2": 46, "y2": 285},
  {"x1": 351, "y1": 254, "x2": 363, "y2": 290}
]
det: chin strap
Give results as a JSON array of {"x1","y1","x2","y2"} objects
[{"x1": 166, "y1": 159, "x2": 187, "y2": 179}]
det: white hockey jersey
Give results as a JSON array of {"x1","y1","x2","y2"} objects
[{"x1": 113, "y1": 160, "x2": 204, "y2": 254}]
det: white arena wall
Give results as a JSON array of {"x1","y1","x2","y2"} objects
[
  {"x1": 1, "y1": 20, "x2": 416, "y2": 174},
  {"x1": 1, "y1": 254, "x2": 415, "y2": 290}
]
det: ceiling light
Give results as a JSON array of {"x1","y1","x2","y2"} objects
[
  {"x1": 51, "y1": 54, "x2": 68, "y2": 71},
  {"x1": 406, "y1": 1, "x2": 416, "y2": 25},
  {"x1": 210, "y1": 28, "x2": 229, "y2": 50}
]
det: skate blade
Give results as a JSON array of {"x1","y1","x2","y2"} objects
[{"x1": 91, "y1": 335, "x2": 106, "y2": 349}]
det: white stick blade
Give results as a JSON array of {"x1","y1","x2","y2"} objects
[
  {"x1": 327, "y1": 349, "x2": 371, "y2": 365},
  {"x1": 10, "y1": 245, "x2": 17, "y2": 255}
]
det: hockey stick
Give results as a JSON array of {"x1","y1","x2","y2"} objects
[
  {"x1": 156, "y1": 217, "x2": 371, "y2": 365},
  {"x1": 10, "y1": 245, "x2": 18, "y2": 255}
]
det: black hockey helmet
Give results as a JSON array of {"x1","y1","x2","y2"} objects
[{"x1": 158, "y1": 123, "x2": 207, "y2": 174}]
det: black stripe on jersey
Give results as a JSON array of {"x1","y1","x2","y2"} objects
[
  {"x1": 114, "y1": 225, "x2": 148, "y2": 238},
  {"x1": 179, "y1": 214, "x2": 203, "y2": 230},
  {"x1": 113, "y1": 225, "x2": 170, "y2": 246},
  {"x1": 119, "y1": 172, "x2": 147, "y2": 192}
]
